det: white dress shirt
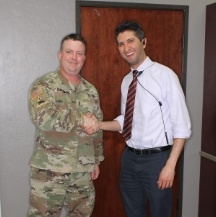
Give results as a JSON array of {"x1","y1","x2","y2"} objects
[{"x1": 115, "y1": 57, "x2": 191, "y2": 149}]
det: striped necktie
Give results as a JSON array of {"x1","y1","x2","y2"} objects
[{"x1": 122, "y1": 70, "x2": 138, "y2": 141}]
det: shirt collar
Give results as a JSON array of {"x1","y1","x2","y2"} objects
[
  {"x1": 130, "y1": 56, "x2": 153, "y2": 73},
  {"x1": 57, "y1": 68, "x2": 88, "y2": 91}
]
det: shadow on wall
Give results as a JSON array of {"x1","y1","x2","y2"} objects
[{"x1": 0, "y1": 195, "x2": 2, "y2": 217}]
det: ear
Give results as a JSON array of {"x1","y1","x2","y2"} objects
[
  {"x1": 142, "y1": 38, "x2": 147, "y2": 48},
  {"x1": 57, "y1": 50, "x2": 62, "y2": 60}
]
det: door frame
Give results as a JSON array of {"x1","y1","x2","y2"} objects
[{"x1": 76, "y1": 1, "x2": 189, "y2": 216}]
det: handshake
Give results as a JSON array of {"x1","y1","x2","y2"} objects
[{"x1": 82, "y1": 113, "x2": 100, "y2": 135}]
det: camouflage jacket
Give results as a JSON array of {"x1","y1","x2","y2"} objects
[{"x1": 28, "y1": 69, "x2": 104, "y2": 173}]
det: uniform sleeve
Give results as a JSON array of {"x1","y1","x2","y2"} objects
[
  {"x1": 91, "y1": 92, "x2": 104, "y2": 164},
  {"x1": 28, "y1": 82, "x2": 83, "y2": 132}
]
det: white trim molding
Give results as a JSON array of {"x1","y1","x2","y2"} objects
[{"x1": 200, "y1": 151, "x2": 216, "y2": 163}]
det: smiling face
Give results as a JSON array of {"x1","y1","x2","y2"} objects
[
  {"x1": 117, "y1": 30, "x2": 147, "y2": 69},
  {"x1": 58, "y1": 39, "x2": 86, "y2": 77}
]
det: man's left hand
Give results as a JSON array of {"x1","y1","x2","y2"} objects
[
  {"x1": 157, "y1": 165, "x2": 175, "y2": 190},
  {"x1": 91, "y1": 165, "x2": 100, "y2": 180}
]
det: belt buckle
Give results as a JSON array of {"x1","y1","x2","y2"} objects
[
  {"x1": 134, "y1": 149, "x2": 140, "y2": 155},
  {"x1": 147, "y1": 149, "x2": 151, "y2": 154}
]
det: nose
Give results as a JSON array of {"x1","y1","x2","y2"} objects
[
  {"x1": 71, "y1": 52, "x2": 77, "y2": 60},
  {"x1": 123, "y1": 43, "x2": 130, "y2": 52}
]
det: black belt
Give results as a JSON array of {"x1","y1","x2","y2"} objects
[{"x1": 127, "y1": 145, "x2": 172, "y2": 155}]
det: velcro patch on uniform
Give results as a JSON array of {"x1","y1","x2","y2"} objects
[
  {"x1": 35, "y1": 96, "x2": 50, "y2": 110},
  {"x1": 31, "y1": 88, "x2": 43, "y2": 99},
  {"x1": 31, "y1": 87, "x2": 51, "y2": 110}
]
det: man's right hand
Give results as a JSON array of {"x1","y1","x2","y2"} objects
[{"x1": 82, "y1": 113, "x2": 99, "y2": 134}]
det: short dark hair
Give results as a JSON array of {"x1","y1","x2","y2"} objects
[
  {"x1": 115, "y1": 21, "x2": 145, "y2": 42},
  {"x1": 60, "y1": 33, "x2": 87, "y2": 50}
]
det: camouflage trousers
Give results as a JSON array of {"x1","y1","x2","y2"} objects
[{"x1": 27, "y1": 167, "x2": 95, "y2": 217}]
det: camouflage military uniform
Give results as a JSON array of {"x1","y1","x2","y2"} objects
[{"x1": 27, "y1": 69, "x2": 104, "y2": 217}]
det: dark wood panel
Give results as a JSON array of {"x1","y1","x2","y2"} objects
[
  {"x1": 199, "y1": 3, "x2": 216, "y2": 217},
  {"x1": 198, "y1": 157, "x2": 216, "y2": 217},
  {"x1": 201, "y1": 3, "x2": 216, "y2": 156}
]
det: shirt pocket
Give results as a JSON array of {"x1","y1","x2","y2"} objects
[
  {"x1": 54, "y1": 89, "x2": 72, "y2": 110},
  {"x1": 77, "y1": 95, "x2": 97, "y2": 114}
]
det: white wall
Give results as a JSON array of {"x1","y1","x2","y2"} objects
[{"x1": 0, "y1": 0, "x2": 215, "y2": 216}]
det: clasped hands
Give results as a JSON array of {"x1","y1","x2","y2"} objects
[{"x1": 82, "y1": 113, "x2": 99, "y2": 134}]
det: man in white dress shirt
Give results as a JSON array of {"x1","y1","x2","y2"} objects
[{"x1": 83, "y1": 20, "x2": 191, "y2": 217}]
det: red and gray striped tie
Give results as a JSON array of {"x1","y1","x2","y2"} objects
[{"x1": 122, "y1": 70, "x2": 138, "y2": 141}]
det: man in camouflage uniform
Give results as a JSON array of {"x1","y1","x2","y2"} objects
[{"x1": 27, "y1": 33, "x2": 104, "y2": 217}]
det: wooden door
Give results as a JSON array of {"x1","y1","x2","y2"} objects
[
  {"x1": 199, "y1": 3, "x2": 216, "y2": 217},
  {"x1": 76, "y1": 2, "x2": 188, "y2": 217}
]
